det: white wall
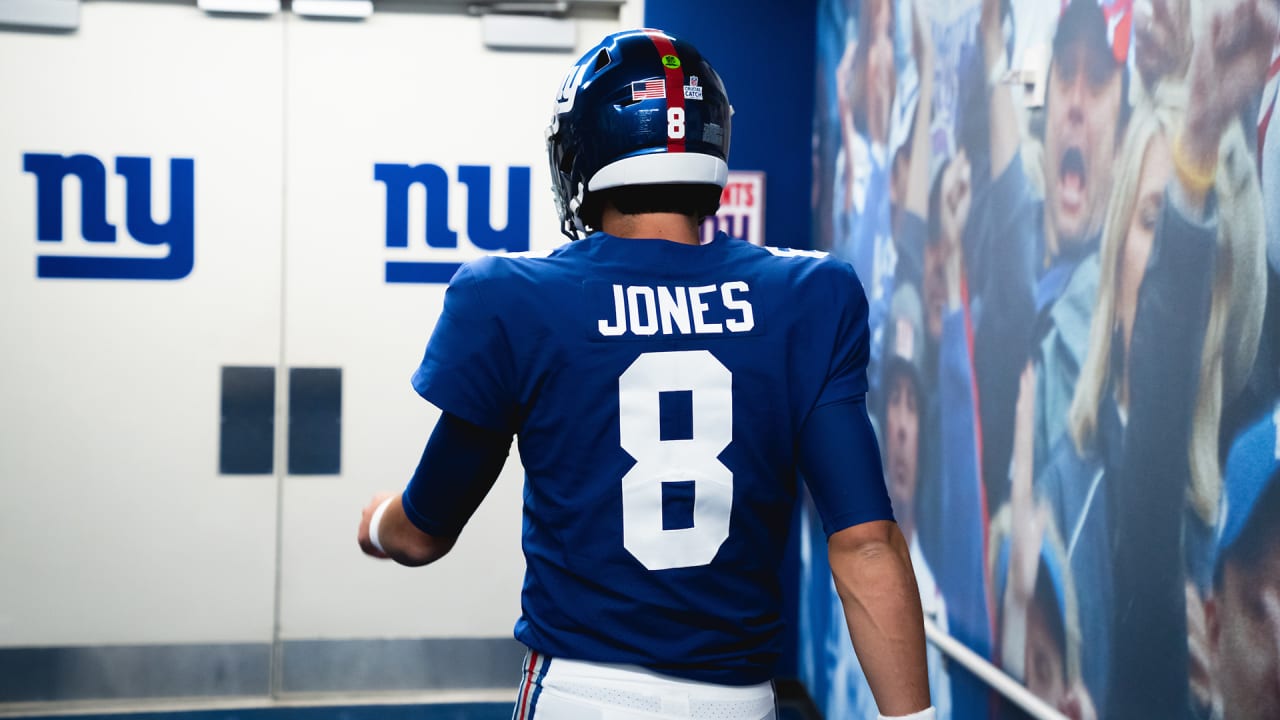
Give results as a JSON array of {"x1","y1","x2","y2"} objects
[{"x1": 0, "y1": 0, "x2": 643, "y2": 654}]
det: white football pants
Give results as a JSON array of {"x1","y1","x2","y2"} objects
[{"x1": 512, "y1": 650, "x2": 777, "y2": 720}]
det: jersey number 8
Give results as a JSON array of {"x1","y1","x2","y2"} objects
[{"x1": 618, "y1": 350, "x2": 732, "y2": 571}]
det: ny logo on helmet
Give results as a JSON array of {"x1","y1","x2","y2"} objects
[
  {"x1": 22, "y1": 153, "x2": 195, "y2": 280},
  {"x1": 376, "y1": 162, "x2": 531, "y2": 284},
  {"x1": 554, "y1": 62, "x2": 589, "y2": 116}
]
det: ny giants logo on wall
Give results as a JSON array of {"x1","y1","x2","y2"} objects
[
  {"x1": 23, "y1": 153, "x2": 194, "y2": 280},
  {"x1": 376, "y1": 163, "x2": 531, "y2": 284}
]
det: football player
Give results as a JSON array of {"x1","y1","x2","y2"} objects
[{"x1": 357, "y1": 29, "x2": 933, "y2": 720}]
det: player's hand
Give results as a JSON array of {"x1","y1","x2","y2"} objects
[{"x1": 357, "y1": 491, "x2": 396, "y2": 559}]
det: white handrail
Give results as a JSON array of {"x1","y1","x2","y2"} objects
[{"x1": 923, "y1": 618, "x2": 1068, "y2": 720}]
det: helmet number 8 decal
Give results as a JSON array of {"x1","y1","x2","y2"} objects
[
  {"x1": 618, "y1": 350, "x2": 732, "y2": 571},
  {"x1": 667, "y1": 107, "x2": 686, "y2": 140}
]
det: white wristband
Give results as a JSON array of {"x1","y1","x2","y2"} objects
[
  {"x1": 369, "y1": 496, "x2": 394, "y2": 554},
  {"x1": 879, "y1": 708, "x2": 937, "y2": 720}
]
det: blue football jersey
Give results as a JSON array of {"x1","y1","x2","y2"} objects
[{"x1": 411, "y1": 231, "x2": 888, "y2": 685}]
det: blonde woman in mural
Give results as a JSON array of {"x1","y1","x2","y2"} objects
[
  {"x1": 1004, "y1": 0, "x2": 1274, "y2": 713},
  {"x1": 1026, "y1": 83, "x2": 1260, "y2": 720},
  {"x1": 1067, "y1": 96, "x2": 1266, "y2": 718}
]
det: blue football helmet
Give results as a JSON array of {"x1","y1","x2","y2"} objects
[{"x1": 546, "y1": 29, "x2": 732, "y2": 239}]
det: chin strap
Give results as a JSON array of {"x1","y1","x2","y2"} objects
[
  {"x1": 558, "y1": 218, "x2": 580, "y2": 241},
  {"x1": 559, "y1": 182, "x2": 592, "y2": 241}
]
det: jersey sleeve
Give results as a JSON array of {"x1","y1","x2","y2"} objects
[
  {"x1": 813, "y1": 262, "x2": 872, "y2": 409},
  {"x1": 797, "y1": 397, "x2": 894, "y2": 536},
  {"x1": 402, "y1": 412, "x2": 513, "y2": 538},
  {"x1": 411, "y1": 261, "x2": 520, "y2": 433}
]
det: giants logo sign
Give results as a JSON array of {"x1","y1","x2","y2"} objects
[
  {"x1": 376, "y1": 163, "x2": 531, "y2": 284},
  {"x1": 23, "y1": 153, "x2": 195, "y2": 280}
]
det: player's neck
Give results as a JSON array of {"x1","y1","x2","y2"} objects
[{"x1": 600, "y1": 208, "x2": 701, "y2": 246}]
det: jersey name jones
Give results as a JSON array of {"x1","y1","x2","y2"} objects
[{"x1": 598, "y1": 282, "x2": 755, "y2": 337}]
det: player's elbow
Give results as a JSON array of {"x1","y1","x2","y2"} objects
[
  {"x1": 829, "y1": 519, "x2": 901, "y2": 555},
  {"x1": 827, "y1": 521, "x2": 909, "y2": 594},
  {"x1": 392, "y1": 532, "x2": 456, "y2": 567}
]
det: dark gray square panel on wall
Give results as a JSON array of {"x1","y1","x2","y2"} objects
[
  {"x1": 288, "y1": 367, "x2": 341, "y2": 475},
  {"x1": 219, "y1": 366, "x2": 275, "y2": 475}
]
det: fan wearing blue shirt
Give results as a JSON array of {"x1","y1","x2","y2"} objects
[{"x1": 357, "y1": 28, "x2": 932, "y2": 720}]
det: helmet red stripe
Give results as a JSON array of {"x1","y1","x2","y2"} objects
[{"x1": 643, "y1": 29, "x2": 686, "y2": 153}]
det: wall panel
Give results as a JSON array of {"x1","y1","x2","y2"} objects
[
  {"x1": 275, "y1": 8, "x2": 641, "y2": 642},
  {"x1": 0, "y1": 0, "x2": 646, "y2": 704},
  {"x1": 0, "y1": 1, "x2": 284, "y2": 649}
]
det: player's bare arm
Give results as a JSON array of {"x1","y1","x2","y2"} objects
[
  {"x1": 798, "y1": 388, "x2": 933, "y2": 718},
  {"x1": 830, "y1": 519, "x2": 932, "y2": 717}
]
